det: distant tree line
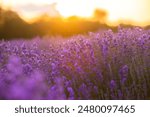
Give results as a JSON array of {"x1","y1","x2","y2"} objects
[
  {"x1": 1, "y1": 7, "x2": 148, "y2": 40},
  {"x1": 0, "y1": 8, "x2": 113, "y2": 40}
]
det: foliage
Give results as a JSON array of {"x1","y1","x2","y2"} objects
[{"x1": 0, "y1": 27, "x2": 150, "y2": 99}]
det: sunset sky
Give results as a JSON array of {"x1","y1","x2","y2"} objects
[{"x1": 1, "y1": 0, "x2": 150, "y2": 25}]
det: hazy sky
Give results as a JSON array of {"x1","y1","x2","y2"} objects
[{"x1": 1, "y1": 0, "x2": 150, "y2": 25}]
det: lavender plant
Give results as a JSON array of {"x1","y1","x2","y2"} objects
[{"x1": 0, "y1": 27, "x2": 150, "y2": 100}]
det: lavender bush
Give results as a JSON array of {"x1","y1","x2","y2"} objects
[{"x1": 0, "y1": 27, "x2": 150, "y2": 100}]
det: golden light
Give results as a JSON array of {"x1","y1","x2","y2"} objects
[
  {"x1": 1, "y1": 0, "x2": 150, "y2": 25},
  {"x1": 56, "y1": 0, "x2": 96, "y2": 18}
]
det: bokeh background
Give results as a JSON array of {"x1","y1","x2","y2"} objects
[{"x1": 0, "y1": 0, "x2": 150, "y2": 39}]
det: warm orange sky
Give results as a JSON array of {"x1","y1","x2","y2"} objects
[{"x1": 1, "y1": 0, "x2": 150, "y2": 25}]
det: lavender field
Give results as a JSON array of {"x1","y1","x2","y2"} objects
[{"x1": 0, "y1": 27, "x2": 150, "y2": 100}]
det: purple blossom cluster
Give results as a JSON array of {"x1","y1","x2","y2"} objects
[{"x1": 0, "y1": 27, "x2": 150, "y2": 100}]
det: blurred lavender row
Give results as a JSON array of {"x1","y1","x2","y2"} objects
[{"x1": 0, "y1": 27, "x2": 150, "y2": 100}]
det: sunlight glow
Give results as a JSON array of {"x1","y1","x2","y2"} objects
[{"x1": 1, "y1": 0, "x2": 150, "y2": 25}]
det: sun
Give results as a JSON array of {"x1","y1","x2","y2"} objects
[
  {"x1": 56, "y1": 1, "x2": 95, "y2": 17},
  {"x1": 1, "y1": 0, "x2": 150, "y2": 25}
]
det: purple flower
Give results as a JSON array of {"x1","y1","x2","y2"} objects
[
  {"x1": 0, "y1": 27, "x2": 149, "y2": 100},
  {"x1": 67, "y1": 87, "x2": 75, "y2": 100},
  {"x1": 110, "y1": 80, "x2": 116, "y2": 89},
  {"x1": 119, "y1": 65, "x2": 129, "y2": 81},
  {"x1": 7, "y1": 55, "x2": 23, "y2": 76}
]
